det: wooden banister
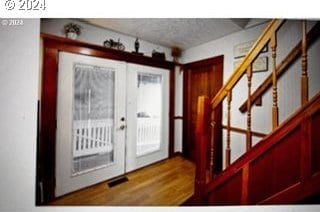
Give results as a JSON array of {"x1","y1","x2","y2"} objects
[
  {"x1": 226, "y1": 91, "x2": 232, "y2": 167},
  {"x1": 222, "y1": 125, "x2": 267, "y2": 138},
  {"x1": 301, "y1": 20, "x2": 309, "y2": 106},
  {"x1": 211, "y1": 19, "x2": 285, "y2": 109},
  {"x1": 239, "y1": 21, "x2": 320, "y2": 113}
]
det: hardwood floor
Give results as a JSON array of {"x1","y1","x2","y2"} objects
[{"x1": 50, "y1": 155, "x2": 195, "y2": 206}]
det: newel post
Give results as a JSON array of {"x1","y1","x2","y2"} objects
[{"x1": 194, "y1": 96, "x2": 210, "y2": 199}]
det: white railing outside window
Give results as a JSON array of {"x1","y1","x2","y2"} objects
[
  {"x1": 136, "y1": 117, "x2": 161, "y2": 156},
  {"x1": 73, "y1": 119, "x2": 114, "y2": 158},
  {"x1": 73, "y1": 117, "x2": 161, "y2": 158}
]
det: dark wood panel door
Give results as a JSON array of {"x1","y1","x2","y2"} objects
[{"x1": 183, "y1": 55, "x2": 223, "y2": 169}]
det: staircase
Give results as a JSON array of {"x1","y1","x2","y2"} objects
[{"x1": 191, "y1": 19, "x2": 320, "y2": 205}]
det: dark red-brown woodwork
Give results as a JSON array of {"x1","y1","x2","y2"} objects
[
  {"x1": 194, "y1": 96, "x2": 210, "y2": 199},
  {"x1": 311, "y1": 110, "x2": 320, "y2": 175},
  {"x1": 207, "y1": 171, "x2": 242, "y2": 205},
  {"x1": 39, "y1": 47, "x2": 58, "y2": 203},
  {"x1": 41, "y1": 34, "x2": 176, "y2": 69},
  {"x1": 204, "y1": 93, "x2": 320, "y2": 205},
  {"x1": 169, "y1": 68, "x2": 176, "y2": 157},
  {"x1": 183, "y1": 55, "x2": 223, "y2": 174}
]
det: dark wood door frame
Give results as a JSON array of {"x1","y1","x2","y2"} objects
[
  {"x1": 37, "y1": 34, "x2": 176, "y2": 204},
  {"x1": 182, "y1": 55, "x2": 224, "y2": 173}
]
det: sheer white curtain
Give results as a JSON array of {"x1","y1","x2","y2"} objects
[
  {"x1": 136, "y1": 73, "x2": 162, "y2": 156},
  {"x1": 72, "y1": 63, "x2": 115, "y2": 175}
]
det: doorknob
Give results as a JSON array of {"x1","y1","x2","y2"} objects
[{"x1": 119, "y1": 125, "x2": 127, "y2": 130}]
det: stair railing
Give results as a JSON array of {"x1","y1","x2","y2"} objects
[
  {"x1": 239, "y1": 22, "x2": 320, "y2": 113},
  {"x1": 194, "y1": 19, "x2": 313, "y2": 199}
]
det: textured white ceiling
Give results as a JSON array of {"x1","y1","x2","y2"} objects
[{"x1": 82, "y1": 18, "x2": 267, "y2": 50}]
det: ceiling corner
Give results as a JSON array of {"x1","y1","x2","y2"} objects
[{"x1": 230, "y1": 18, "x2": 251, "y2": 29}]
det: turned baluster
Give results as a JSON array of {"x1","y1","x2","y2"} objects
[
  {"x1": 209, "y1": 110, "x2": 216, "y2": 180},
  {"x1": 270, "y1": 33, "x2": 279, "y2": 130},
  {"x1": 246, "y1": 64, "x2": 252, "y2": 151},
  {"x1": 226, "y1": 90, "x2": 232, "y2": 167},
  {"x1": 301, "y1": 20, "x2": 309, "y2": 105}
]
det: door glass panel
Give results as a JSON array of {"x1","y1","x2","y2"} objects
[
  {"x1": 136, "y1": 72, "x2": 162, "y2": 156},
  {"x1": 72, "y1": 63, "x2": 115, "y2": 175}
]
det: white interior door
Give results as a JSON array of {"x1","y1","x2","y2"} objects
[
  {"x1": 126, "y1": 64, "x2": 169, "y2": 172},
  {"x1": 55, "y1": 52, "x2": 126, "y2": 197}
]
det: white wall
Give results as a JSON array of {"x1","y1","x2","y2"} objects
[
  {"x1": 41, "y1": 19, "x2": 173, "y2": 61},
  {"x1": 181, "y1": 20, "x2": 320, "y2": 167},
  {"x1": 0, "y1": 19, "x2": 40, "y2": 211}
]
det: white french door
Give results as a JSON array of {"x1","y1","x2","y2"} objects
[
  {"x1": 55, "y1": 53, "x2": 169, "y2": 197},
  {"x1": 55, "y1": 52, "x2": 126, "y2": 197},
  {"x1": 126, "y1": 64, "x2": 169, "y2": 172}
]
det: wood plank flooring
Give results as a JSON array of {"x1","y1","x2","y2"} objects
[{"x1": 50, "y1": 155, "x2": 195, "y2": 206}]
